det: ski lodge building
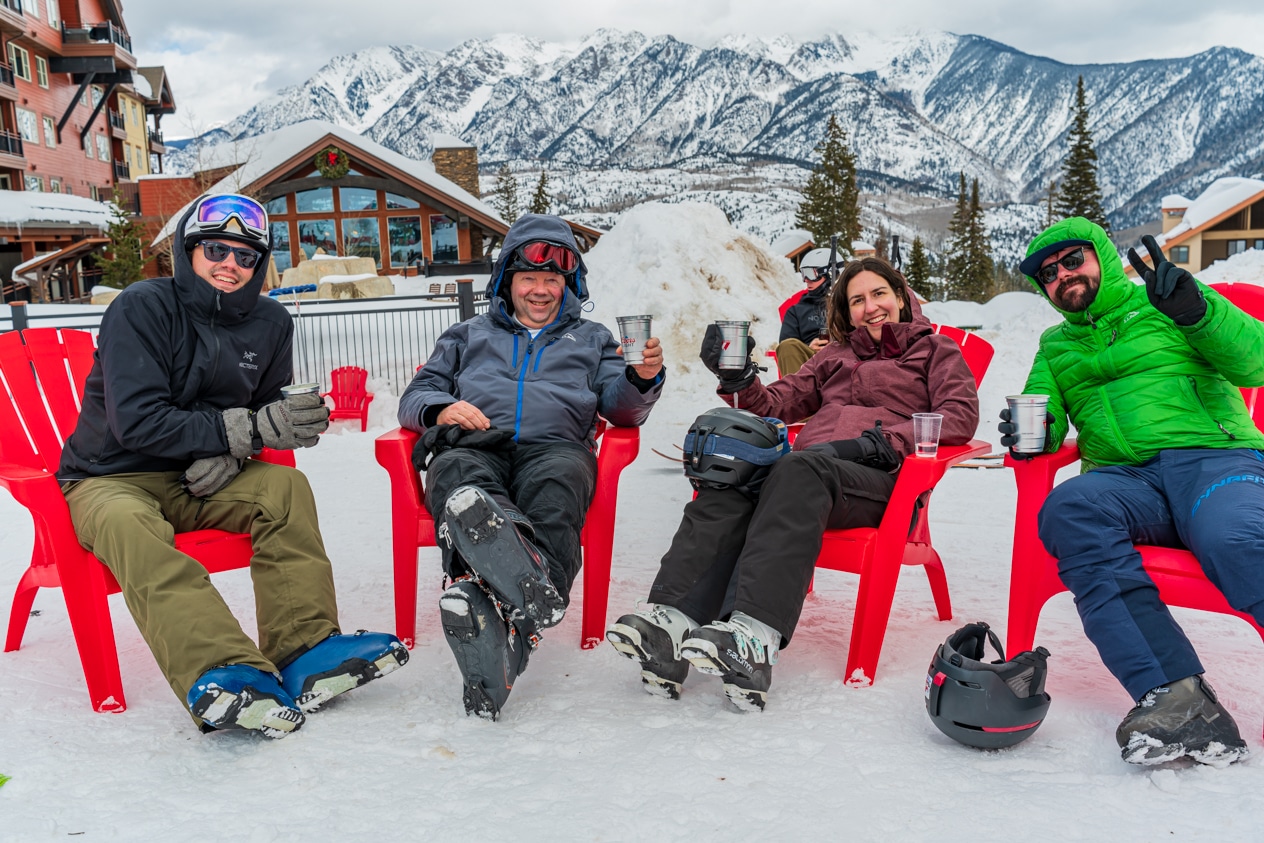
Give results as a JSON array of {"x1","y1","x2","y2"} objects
[{"x1": 1132, "y1": 177, "x2": 1264, "y2": 275}]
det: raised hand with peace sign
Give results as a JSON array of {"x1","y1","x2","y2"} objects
[{"x1": 1126, "y1": 234, "x2": 1206, "y2": 326}]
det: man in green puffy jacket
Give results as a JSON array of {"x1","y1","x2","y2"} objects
[{"x1": 1004, "y1": 217, "x2": 1264, "y2": 767}]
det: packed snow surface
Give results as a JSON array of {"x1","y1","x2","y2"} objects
[{"x1": 5, "y1": 213, "x2": 1264, "y2": 840}]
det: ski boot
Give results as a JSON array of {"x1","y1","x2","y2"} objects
[
  {"x1": 1116, "y1": 674, "x2": 1249, "y2": 767},
  {"x1": 279, "y1": 631, "x2": 409, "y2": 713},
  {"x1": 606, "y1": 603, "x2": 697, "y2": 699},
  {"x1": 440, "y1": 577, "x2": 536, "y2": 720},
  {"x1": 680, "y1": 612, "x2": 780, "y2": 712},
  {"x1": 187, "y1": 664, "x2": 305, "y2": 739}
]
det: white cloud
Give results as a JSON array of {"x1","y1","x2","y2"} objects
[{"x1": 121, "y1": 0, "x2": 1264, "y2": 133}]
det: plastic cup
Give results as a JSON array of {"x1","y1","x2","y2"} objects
[
  {"x1": 716, "y1": 320, "x2": 751, "y2": 370},
  {"x1": 281, "y1": 383, "x2": 320, "y2": 398},
  {"x1": 1006, "y1": 394, "x2": 1050, "y2": 453},
  {"x1": 616, "y1": 315, "x2": 653, "y2": 365},
  {"x1": 913, "y1": 413, "x2": 943, "y2": 458}
]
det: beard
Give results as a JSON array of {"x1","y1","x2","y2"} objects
[{"x1": 1051, "y1": 273, "x2": 1100, "y2": 312}]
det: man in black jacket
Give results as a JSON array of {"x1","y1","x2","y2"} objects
[
  {"x1": 58, "y1": 194, "x2": 406, "y2": 738},
  {"x1": 775, "y1": 247, "x2": 834, "y2": 375}
]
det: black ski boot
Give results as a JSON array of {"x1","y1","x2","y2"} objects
[
  {"x1": 606, "y1": 604, "x2": 696, "y2": 700},
  {"x1": 680, "y1": 615, "x2": 778, "y2": 712},
  {"x1": 440, "y1": 578, "x2": 535, "y2": 720},
  {"x1": 441, "y1": 485, "x2": 566, "y2": 628},
  {"x1": 1116, "y1": 674, "x2": 1249, "y2": 767}
]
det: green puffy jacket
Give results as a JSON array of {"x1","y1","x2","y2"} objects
[{"x1": 1020, "y1": 217, "x2": 1264, "y2": 471}]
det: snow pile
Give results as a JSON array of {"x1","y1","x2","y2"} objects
[
  {"x1": 1197, "y1": 248, "x2": 1264, "y2": 287},
  {"x1": 584, "y1": 201, "x2": 799, "y2": 395}
]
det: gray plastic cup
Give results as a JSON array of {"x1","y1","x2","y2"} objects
[
  {"x1": 913, "y1": 413, "x2": 943, "y2": 458},
  {"x1": 1006, "y1": 394, "x2": 1050, "y2": 453},
  {"x1": 616, "y1": 315, "x2": 653, "y2": 365},
  {"x1": 281, "y1": 383, "x2": 320, "y2": 398},
  {"x1": 716, "y1": 320, "x2": 751, "y2": 370}
]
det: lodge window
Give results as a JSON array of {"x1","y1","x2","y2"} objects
[
  {"x1": 340, "y1": 187, "x2": 377, "y2": 211},
  {"x1": 49, "y1": 177, "x2": 61, "y2": 192},
  {"x1": 1170, "y1": 246, "x2": 1189, "y2": 263},
  {"x1": 42, "y1": 115, "x2": 55, "y2": 148},
  {"x1": 15, "y1": 107, "x2": 38, "y2": 143},
  {"x1": 8, "y1": 44, "x2": 30, "y2": 82},
  {"x1": 386, "y1": 192, "x2": 420, "y2": 209},
  {"x1": 35, "y1": 56, "x2": 48, "y2": 88},
  {"x1": 430, "y1": 214, "x2": 458, "y2": 263},
  {"x1": 297, "y1": 219, "x2": 337, "y2": 259},
  {"x1": 341, "y1": 218, "x2": 382, "y2": 267},
  {"x1": 91, "y1": 86, "x2": 103, "y2": 108},
  {"x1": 1227, "y1": 240, "x2": 1248, "y2": 257},
  {"x1": 95, "y1": 133, "x2": 109, "y2": 161},
  {"x1": 295, "y1": 187, "x2": 334, "y2": 213},
  {"x1": 265, "y1": 195, "x2": 289, "y2": 215},
  {"x1": 270, "y1": 222, "x2": 292, "y2": 272},
  {"x1": 389, "y1": 216, "x2": 422, "y2": 266},
  {"x1": 24, "y1": 175, "x2": 43, "y2": 192},
  {"x1": 47, "y1": 0, "x2": 59, "y2": 27}
]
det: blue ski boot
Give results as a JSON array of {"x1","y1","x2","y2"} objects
[
  {"x1": 441, "y1": 485, "x2": 566, "y2": 628},
  {"x1": 187, "y1": 664, "x2": 305, "y2": 738},
  {"x1": 280, "y1": 631, "x2": 409, "y2": 713},
  {"x1": 440, "y1": 578, "x2": 536, "y2": 720}
]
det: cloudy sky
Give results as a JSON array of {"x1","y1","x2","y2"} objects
[{"x1": 119, "y1": 0, "x2": 1264, "y2": 137}]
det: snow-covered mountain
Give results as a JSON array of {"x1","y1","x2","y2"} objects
[{"x1": 175, "y1": 29, "x2": 1264, "y2": 233}]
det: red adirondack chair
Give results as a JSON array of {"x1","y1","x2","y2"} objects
[
  {"x1": 323, "y1": 365, "x2": 375, "y2": 432},
  {"x1": 1004, "y1": 282, "x2": 1264, "y2": 737},
  {"x1": 1, "y1": 328, "x2": 296, "y2": 713},
  {"x1": 790, "y1": 326, "x2": 994, "y2": 685},
  {"x1": 375, "y1": 421, "x2": 639, "y2": 650}
]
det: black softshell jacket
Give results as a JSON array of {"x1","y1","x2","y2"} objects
[{"x1": 58, "y1": 205, "x2": 293, "y2": 479}]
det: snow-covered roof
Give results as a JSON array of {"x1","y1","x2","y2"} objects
[
  {"x1": 131, "y1": 72, "x2": 153, "y2": 100},
  {"x1": 1160, "y1": 194, "x2": 1190, "y2": 210},
  {"x1": 0, "y1": 192, "x2": 113, "y2": 232},
  {"x1": 1158, "y1": 177, "x2": 1264, "y2": 246},
  {"x1": 852, "y1": 239, "x2": 876, "y2": 252},
  {"x1": 431, "y1": 132, "x2": 472, "y2": 149},
  {"x1": 770, "y1": 228, "x2": 813, "y2": 257},
  {"x1": 153, "y1": 120, "x2": 506, "y2": 247}
]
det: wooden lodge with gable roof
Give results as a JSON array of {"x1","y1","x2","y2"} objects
[{"x1": 1124, "y1": 177, "x2": 1264, "y2": 277}]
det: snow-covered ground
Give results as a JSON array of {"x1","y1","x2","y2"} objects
[{"x1": 4, "y1": 213, "x2": 1264, "y2": 840}]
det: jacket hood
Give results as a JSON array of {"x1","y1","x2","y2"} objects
[
  {"x1": 173, "y1": 200, "x2": 271, "y2": 324},
  {"x1": 488, "y1": 214, "x2": 589, "y2": 305},
  {"x1": 845, "y1": 270, "x2": 933, "y2": 359},
  {"x1": 1022, "y1": 217, "x2": 1131, "y2": 325}
]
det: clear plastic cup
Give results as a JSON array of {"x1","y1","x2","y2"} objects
[
  {"x1": 913, "y1": 413, "x2": 943, "y2": 458},
  {"x1": 716, "y1": 320, "x2": 751, "y2": 370},
  {"x1": 616, "y1": 315, "x2": 652, "y2": 365},
  {"x1": 1006, "y1": 395, "x2": 1050, "y2": 454}
]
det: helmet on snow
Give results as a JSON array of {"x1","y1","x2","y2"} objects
[
  {"x1": 925, "y1": 621, "x2": 1051, "y2": 749},
  {"x1": 682, "y1": 408, "x2": 790, "y2": 494}
]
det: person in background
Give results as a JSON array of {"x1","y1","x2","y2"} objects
[
  {"x1": 58, "y1": 194, "x2": 407, "y2": 739},
  {"x1": 1001, "y1": 217, "x2": 1264, "y2": 767},
  {"x1": 775, "y1": 247, "x2": 836, "y2": 375},
  {"x1": 608, "y1": 257, "x2": 978, "y2": 711},
  {"x1": 399, "y1": 213, "x2": 665, "y2": 720}
]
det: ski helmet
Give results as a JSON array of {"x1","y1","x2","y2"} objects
[
  {"x1": 182, "y1": 193, "x2": 271, "y2": 254},
  {"x1": 925, "y1": 621, "x2": 1051, "y2": 749},
  {"x1": 681, "y1": 407, "x2": 790, "y2": 493}
]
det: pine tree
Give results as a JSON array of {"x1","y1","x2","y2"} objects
[
  {"x1": 905, "y1": 236, "x2": 933, "y2": 300},
  {"x1": 527, "y1": 171, "x2": 551, "y2": 215},
  {"x1": 1055, "y1": 76, "x2": 1110, "y2": 232},
  {"x1": 873, "y1": 223, "x2": 889, "y2": 265},
  {"x1": 100, "y1": 189, "x2": 145, "y2": 289},
  {"x1": 492, "y1": 163, "x2": 519, "y2": 223},
  {"x1": 943, "y1": 173, "x2": 969, "y2": 299},
  {"x1": 963, "y1": 178, "x2": 994, "y2": 301},
  {"x1": 1046, "y1": 180, "x2": 1059, "y2": 227},
  {"x1": 795, "y1": 114, "x2": 861, "y2": 252}
]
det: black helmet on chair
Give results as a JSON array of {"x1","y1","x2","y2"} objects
[
  {"x1": 925, "y1": 621, "x2": 1051, "y2": 749},
  {"x1": 681, "y1": 407, "x2": 789, "y2": 494}
]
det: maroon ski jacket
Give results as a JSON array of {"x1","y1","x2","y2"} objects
[{"x1": 726, "y1": 286, "x2": 979, "y2": 466}]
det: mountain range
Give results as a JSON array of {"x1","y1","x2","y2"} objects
[{"x1": 176, "y1": 29, "x2": 1264, "y2": 245}]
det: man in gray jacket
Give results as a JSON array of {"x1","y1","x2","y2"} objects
[{"x1": 398, "y1": 213, "x2": 664, "y2": 719}]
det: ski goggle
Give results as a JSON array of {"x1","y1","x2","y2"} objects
[
  {"x1": 186, "y1": 194, "x2": 269, "y2": 243},
  {"x1": 802, "y1": 266, "x2": 829, "y2": 282},
  {"x1": 200, "y1": 240, "x2": 262, "y2": 269},
  {"x1": 1035, "y1": 247, "x2": 1087, "y2": 285},
  {"x1": 515, "y1": 240, "x2": 579, "y2": 273}
]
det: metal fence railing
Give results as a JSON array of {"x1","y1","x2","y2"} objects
[{"x1": 3, "y1": 284, "x2": 489, "y2": 395}]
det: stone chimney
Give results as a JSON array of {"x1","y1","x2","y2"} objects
[
  {"x1": 1161, "y1": 194, "x2": 1190, "y2": 234},
  {"x1": 431, "y1": 134, "x2": 480, "y2": 199}
]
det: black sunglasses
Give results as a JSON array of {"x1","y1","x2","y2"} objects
[
  {"x1": 1035, "y1": 247, "x2": 1086, "y2": 285},
  {"x1": 200, "y1": 240, "x2": 261, "y2": 270}
]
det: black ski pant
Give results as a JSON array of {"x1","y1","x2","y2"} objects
[
  {"x1": 423, "y1": 441, "x2": 598, "y2": 603},
  {"x1": 648, "y1": 449, "x2": 895, "y2": 646}
]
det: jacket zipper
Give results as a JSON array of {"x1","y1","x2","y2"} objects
[
  {"x1": 513, "y1": 335, "x2": 533, "y2": 440},
  {"x1": 1188, "y1": 376, "x2": 1236, "y2": 439}
]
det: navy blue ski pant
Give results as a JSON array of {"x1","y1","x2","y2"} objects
[{"x1": 1038, "y1": 448, "x2": 1264, "y2": 701}]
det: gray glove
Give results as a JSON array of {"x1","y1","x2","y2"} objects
[
  {"x1": 222, "y1": 393, "x2": 330, "y2": 458},
  {"x1": 182, "y1": 454, "x2": 243, "y2": 497}
]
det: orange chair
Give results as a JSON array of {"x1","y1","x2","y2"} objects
[
  {"x1": 323, "y1": 365, "x2": 375, "y2": 432},
  {"x1": 1, "y1": 328, "x2": 296, "y2": 713},
  {"x1": 1003, "y1": 283, "x2": 1264, "y2": 724},
  {"x1": 798, "y1": 327, "x2": 994, "y2": 686},
  {"x1": 375, "y1": 422, "x2": 639, "y2": 649}
]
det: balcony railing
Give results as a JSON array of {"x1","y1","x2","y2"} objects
[
  {"x1": 62, "y1": 21, "x2": 133, "y2": 54},
  {"x1": 0, "y1": 0, "x2": 22, "y2": 14},
  {"x1": 108, "y1": 109, "x2": 125, "y2": 131},
  {"x1": 0, "y1": 64, "x2": 13, "y2": 87},
  {"x1": 0, "y1": 129, "x2": 23, "y2": 157},
  {"x1": 149, "y1": 127, "x2": 163, "y2": 145},
  {"x1": 112, "y1": 159, "x2": 129, "y2": 180}
]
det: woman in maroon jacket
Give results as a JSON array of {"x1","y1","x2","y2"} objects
[{"x1": 607, "y1": 258, "x2": 979, "y2": 711}]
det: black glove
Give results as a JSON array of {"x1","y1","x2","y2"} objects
[
  {"x1": 803, "y1": 424, "x2": 900, "y2": 472},
  {"x1": 700, "y1": 323, "x2": 762, "y2": 393},
  {"x1": 182, "y1": 454, "x2": 243, "y2": 497},
  {"x1": 1127, "y1": 234, "x2": 1206, "y2": 326},
  {"x1": 998, "y1": 407, "x2": 1054, "y2": 460},
  {"x1": 411, "y1": 424, "x2": 517, "y2": 472}
]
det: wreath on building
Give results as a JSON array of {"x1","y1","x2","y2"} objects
[{"x1": 315, "y1": 146, "x2": 350, "y2": 179}]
